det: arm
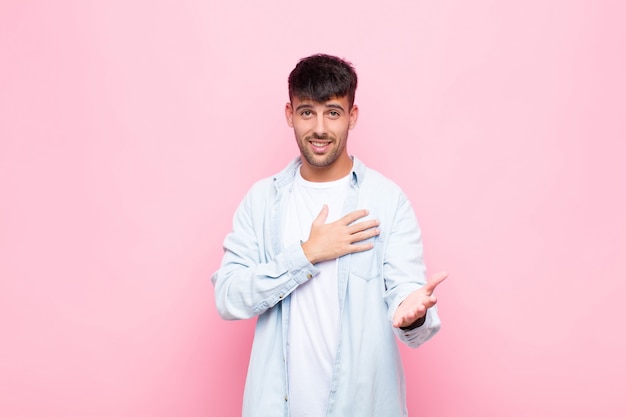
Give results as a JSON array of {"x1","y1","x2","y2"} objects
[
  {"x1": 211, "y1": 192, "x2": 318, "y2": 320},
  {"x1": 212, "y1": 195, "x2": 380, "y2": 320},
  {"x1": 383, "y1": 193, "x2": 446, "y2": 348}
]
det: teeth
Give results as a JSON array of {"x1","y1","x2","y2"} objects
[{"x1": 311, "y1": 142, "x2": 329, "y2": 147}]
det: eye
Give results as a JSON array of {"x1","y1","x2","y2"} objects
[
  {"x1": 328, "y1": 110, "x2": 341, "y2": 118},
  {"x1": 300, "y1": 110, "x2": 313, "y2": 118}
]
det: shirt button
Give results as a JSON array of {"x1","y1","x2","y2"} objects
[
  {"x1": 284, "y1": 395, "x2": 288, "y2": 401},
  {"x1": 279, "y1": 294, "x2": 284, "y2": 299},
  {"x1": 307, "y1": 273, "x2": 313, "y2": 279}
]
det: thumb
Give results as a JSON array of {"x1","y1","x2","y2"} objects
[
  {"x1": 424, "y1": 271, "x2": 448, "y2": 294},
  {"x1": 313, "y1": 204, "x2": 329, "y2": 225}
]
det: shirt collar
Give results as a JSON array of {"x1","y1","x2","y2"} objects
[{"x1": 273, "y1": 156, "x2": 366, "y2": 190}]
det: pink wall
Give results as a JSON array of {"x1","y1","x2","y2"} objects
[{"x1": 1, "y1": 1, "x2": 625, "y2": 416}]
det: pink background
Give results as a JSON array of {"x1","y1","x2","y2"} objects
[{"x1": 1, "y1": 1, "x2": 625, "y2": 416}]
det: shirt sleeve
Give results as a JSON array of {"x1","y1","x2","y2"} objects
[
  {"x1": 382, "y1": 192, "x2": 442, "y2": 348},
  {"x1": 211, "y1": 189, "x2": 319, "y2": 320}
]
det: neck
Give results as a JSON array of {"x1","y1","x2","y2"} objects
[{"x1": 299, "y1": 154, "x2": 353, "y2": 182}]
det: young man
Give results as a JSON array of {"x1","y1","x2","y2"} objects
[{"x1": 212, "y1": 54, "x2": 447, "y2": 417}]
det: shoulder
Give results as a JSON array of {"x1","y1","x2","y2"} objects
[
  {"x1": 246, "y1": 176, "x2": 274, "y2": 196},
  {"x1": 241, "y1": 157, "x2": 301, "y2": 204}
]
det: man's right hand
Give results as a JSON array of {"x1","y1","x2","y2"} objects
[{"x1": 301, "y1": 205, "x2": 380, "y2": 264}]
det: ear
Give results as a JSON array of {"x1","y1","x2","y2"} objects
[
  {"x1": 348, "y1": 104, "x2": 359, "y2": 130},
  {"x1": 285, "y1": 102, "x2": 294, "y2": 127}
]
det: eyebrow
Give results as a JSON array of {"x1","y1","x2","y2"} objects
[
  {"x1": 325, "y1": 103, "x2": 345, "y2": 111},
  {"x1": 295, "y1": 103, "x2": 346, "y2": 112}
]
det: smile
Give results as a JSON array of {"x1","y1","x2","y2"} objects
[{"x1": 309, "y1": 140, "x2": 332, "y2": 153}]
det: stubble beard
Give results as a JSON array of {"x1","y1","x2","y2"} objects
[{"x1": 297, "y1": 133, "x2": 347, "y2": 168}]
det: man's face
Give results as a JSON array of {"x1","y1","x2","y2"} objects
[{"x1": 285, "y1": 95, "x2": 358, "y2": 179}]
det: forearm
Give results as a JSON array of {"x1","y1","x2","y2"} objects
[
  {"x1": 212, "y1": 241, "x2": 318, "y2": 320},
  {"x1": 383, "y1": 192, "x2": 440, "y2": 346}
]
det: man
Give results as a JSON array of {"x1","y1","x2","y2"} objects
[{"x1": 212, "y1": 54, "x2": 447, "y2": 417}]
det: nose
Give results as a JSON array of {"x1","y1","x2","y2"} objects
[{"x1": 313, "y1": 114, "x2": 327, "y2": 137}]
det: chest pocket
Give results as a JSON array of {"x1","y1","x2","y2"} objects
[{"x1": 348, "y1": 234, "x2": 383, "y2": 281}]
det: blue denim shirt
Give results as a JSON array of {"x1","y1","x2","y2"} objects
[{"x1": 212, "y1": 156, "x2": 441, "y2": 417}]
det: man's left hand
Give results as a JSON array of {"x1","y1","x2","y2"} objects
[{"x1": 392, "y1": 271, "x2": 448, "y2": 328}]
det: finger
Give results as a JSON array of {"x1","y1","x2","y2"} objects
[
  {"x1": 347, "y1": 219, "x2": 379, "y2": 234},
  {"x1": 394, "y1": 314, "x2": 411, "y2": 328},
  {"x1": 313, "y1": 204, "x2": 329, "y2": 225},
  {"x1": 423, "y1": 271, "x2": 448, "y2": 293},
  {"x1": 393, "y1": 308, "x2": 412, "y2": 328},
  {"x1": 345, "y1": 242, "x2": 375, "y2": 254},
  {"x1": 349, "y1": 228, "x2": 380, "y2": 244},
  {"x1": 422, "y1": 295, "x2": 437, "y2": 308},
  {"x1": 340, "y1": 209, "x2": 369, "y2": 225},
  {"x1": 395, "y1": 306, "x2": 424, "y2": 328}
]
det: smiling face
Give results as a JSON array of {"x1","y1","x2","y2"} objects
[{"x1": 285, "y1": 95, "x2": 359, "y2": 182}]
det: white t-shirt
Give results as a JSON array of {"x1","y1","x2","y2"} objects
[{"x1": 283, "y1": 168, "x2": 351, "y2": 417}]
